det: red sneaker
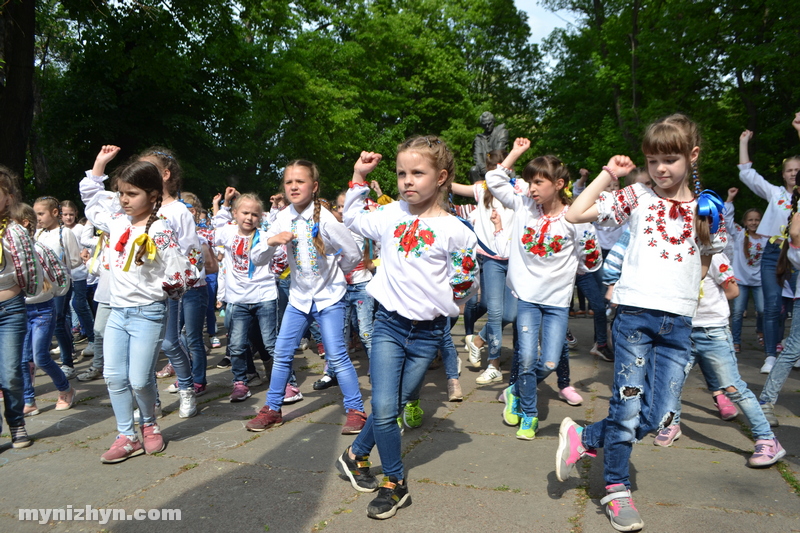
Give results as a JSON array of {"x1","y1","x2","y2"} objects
[
  {"x1": 101, "y1": 435, "x2": 144, "y2": 464},
  {"x1": 342, "y1": 409, "x2": 367, "y2": 435},
  {"x1": 246, "y1": 406, "x2": 283, "y2": 432},
  {"x1": 142, "y1": 423, "x2": 166, "y2": 454}
]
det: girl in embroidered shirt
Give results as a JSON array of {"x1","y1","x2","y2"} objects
[
  {"x1": 335, "y1": 135, "x2": 478, "y2": 520},
  {"x1": 556, "y1": 113, "x2": 727, "y2": 532},
  {"x1": 213, "y1": 188, "x2": 277, "y2": 403},
  {"x1": 485, "y1": 139, "x2": 601, "y2": 441},
  {"x1": 244, "y1": 160, "x2": 364, "y2": 434},
  {"x1": 738, "y1": 124, "x2": 800, "y2": 372},
  {"x1": 81, "y1": 148, "x2": 198, "y2": 464},
  {"x1": 0, "y1": 167, "x2": 42, "y2": 449}
]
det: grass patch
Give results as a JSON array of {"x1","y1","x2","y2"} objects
[{"x1": 776, "y1": 461, "x2": 800, "y2": 495}]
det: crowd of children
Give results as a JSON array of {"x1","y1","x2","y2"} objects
[{"x1": 0, "y1": 112, "x2": 798, "y2": 530}]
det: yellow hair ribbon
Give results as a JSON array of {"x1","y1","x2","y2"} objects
[
  {"x1": 482, "y1": 181, "x2": 488, "y2": 191},
  {"x1": 88, "y1": 233, "x2": 106, "y2": 274},
  {"x1": 122, "y1": 233, "x2": 157, "y2": 272},
  {"x1": 769, "y1": 225, "x2": 788, "y2": 244},
  {"x1": 564, "y1": 187, "x2": 573, "y2": 199}
]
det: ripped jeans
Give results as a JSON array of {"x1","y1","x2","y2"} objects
[{"x1": 581, "y1": 306, "x2": 692, "y2": 488}]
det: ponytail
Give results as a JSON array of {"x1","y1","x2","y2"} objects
[
  {"x1": 776, "y1": 186, "x2": 800, "y2": 285},
  {"x1": 691, "y1": 161, "x2": 712, "y2": 247}
]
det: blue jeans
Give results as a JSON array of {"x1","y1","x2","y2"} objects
[
  {"x1": 89, "y1": 303, "x2": 111, "y2": 371},
  {"x1": 344, "y1": 282, "x2": 374, "y2": 358},
  {"x1": 477, "y1": 257, "x2": 516, "y2": 361},
  {"x1": 556, "y1": 339, "x2": 571, "y2": 390},
  {"x1": 276, "y1": 275, "x2": 291, "y2": 329},
  {"x1": 104, "y1": 302, "x2": 168, "y2": 436},
  {"x1": 575, "y1": 272, "x2": 608, "y2": 346},
  {"x1": 670, "y1": 326, "x2": 772, "y2": 441},
  {"x1": 227, "y1": 299, "x2": 278, "y2": 383},
  {"x1": 351, "y1": 306, "x2": 446, "y2": 479},
  {"x1": 761, "y1": 298, "x2": 800, "y2": 405},
  {"x1": 180, "y1": 286, "x2": 209, "y2": 386},
  {"x1": 71, "y1": 279, "x2": 95, "y2": 343},
  {"x1": 162, "y1": 298, "x2": 194, "y2": 390},
  {"x1": 760, "y1": 243, "x2": 796, "y2": 357},
  {"x1": 514, "y1": 301, "x2": 569, "y2": 417},
  {"x1": 205, "y1": 273, "x2": 218, "y2": 336},
  {"x1": 0, "y1": 294, "x2": 27, "y2": 429},
  {"x1": 582, "y1": 306, "x2": 692, "y2": 488},
  {"x1": 22, "y1": 301, "x2": 69, "y2": 404},
  {"x1": 267, "y1": 300, "x2": 363, "y2": 412},
  {"x1": 731, "y1": 284, "x2": 764, "y2": 345},
  {"x1": 53, "y1": 288, "x2": 75, "y2": 367}
]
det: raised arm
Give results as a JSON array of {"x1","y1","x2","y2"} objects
[
  {"x1": 739, "y1": 130, "x2": 753, "y2": 165},
  {"x1": 566, "y1": 156, "x2": 636, "y2": 224},
  {"x1": 486, "y1": 138, "x2": 530, "y2": 210},
  {"x1": 451, "y1": 182, "x2": 476, "y2": 198}
]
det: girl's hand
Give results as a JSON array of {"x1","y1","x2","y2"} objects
[
  {"x1": 370, "y1": 180, "x2": 383, "y2": 196},
  {"x1": 224, "y1": 187, "x2": 238, "y2": 206},
  {"x1": 726, "y1": 187, "x2": 738, "y2": 202},
  {"x1": 92, "y1": 145, "x2": 121, "y2": 176},
  {"x1": 740, "y1": 130, "x2": 753, "y2": 144},
  {"x1": 510, "y1": 138, "x2": 531, "y2": 157},
  {"x1": 353, "y1": 152, "x2": 382, "y2": 183},
  {"x1": 605, "y1": 155, "x2": 636, "y2": 178},
  {"x1": 80, "y1": 249, "x2": 91, "y2": 262},
  {"x1": 579, "y1": 168, "x2": 590, "y2": 179},
  {"x1": 270, "y1": 193, "x2": 285, "y2": 208},
  {"x1": 267, "y1": 231, "x2": 294, "y2": 246},
  {"x1": 213, "y1": 193, "x2": 222, "y2": 206},
  {"x1": 792, "y1": 112, "x2": 800, "y2": 133},
  {"x1": 490, "y1": 209, "x2": 502, "y2": 231}
]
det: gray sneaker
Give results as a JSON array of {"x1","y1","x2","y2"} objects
[
  {"x1": 77, "y1": 367, "x2": 103, "y2": 382},
  {"x1": 81, "y1": 342, "x2": 95, "y2": 357},
  {"x1": 60, "y1": 365, "x2": 77, "y2": 380},
  {"x1": 600, "y1": 484, "x2": 644, "y2": 531},
  {"x1": 761, "y1": 403, "x2": 779, "y2": 427}
]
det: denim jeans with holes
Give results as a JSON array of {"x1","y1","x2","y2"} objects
[{"x1": 581, "y1": 306, "x2": 692, "y2": 488}]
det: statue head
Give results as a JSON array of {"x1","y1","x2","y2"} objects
[{"x1": 479, "y1": 112, "x2": 495, "y2": 134}]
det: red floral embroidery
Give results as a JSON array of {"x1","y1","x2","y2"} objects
[
  {"x1": 394, "y1": 224, "x2": 408, "y2": 238},
  {"x1": 719, "y1": 264, "x2": 729, "y2": 273},
  {"x1": 462, "y1": 255, "x2": 475, "y2": 273},
  {"x1": 419, "y1": 229, "x2": 435, "y2": 245}
]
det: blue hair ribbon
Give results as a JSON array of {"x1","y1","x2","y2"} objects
[
  {"x1": 247, "y1": 231, "x2": 261, "y2": 279},
  {"x1": 311, "y1": 222, "x2": 320, "y2": 238},
  {"x1": 696, "y1": 190, "x2": 724, "y2": 234}
]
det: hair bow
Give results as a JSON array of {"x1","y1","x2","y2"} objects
[
  {"x1": 696, "y1": 190, "x2": 724, "y2": 234},
  {"x1": 311, "y1": 222, "x2": 319, "y2": 238},
  {"x1": 122, "y1": 233, "x2": 157, "y2": 271}
]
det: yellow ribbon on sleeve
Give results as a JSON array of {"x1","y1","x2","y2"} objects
[
  {"x1": 88, "y1": 233, "x2": 106, "y2": 275},
  {"x1": 122, "y1": 233, "x2": 157, "y2": 272}
]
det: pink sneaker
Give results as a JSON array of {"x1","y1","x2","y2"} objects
[
  {"x1": 713, "y1": 394, "x2": 737, "y2": 421},
  {"x1": 230, "y1": 381, "x2": 251, "y2": 402},
  {"x1": 55, "y1": 387, "x2": 76, "y2": 411},
  {"x1": 141, "y1": 423, "x2": 166, "y2": 454},
  {"x1": 748, "y1": 438, "x2": 786, "y2": 467},
  {"x1": 101, "y1": 435, "x2": 144, "y2": 463},
  {"x1": 653, "y1": 424, "x2": 682, "y2": 447},
  {"x1": 558, "y1": 386, "x2": 583, "y2": 406},
  {"x1": 156, "y1": 363, "x2": 175, "y2": 378},
  {"x1": 556, "y1": 417, "x2": 596, "y2": 481},
  {"x1": 283, "y1": 383, "x2": 303, "y2": 404}
]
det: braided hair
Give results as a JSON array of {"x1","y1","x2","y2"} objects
[
  {"x1": 285, "y1": 159, "x2": 326, "y2": 258},
  {"x1": 397, "y1": 135, "x2": 455, "y2": 211},
  {"x1": 116, "y1": 160, "x2": 164, "y2": 266},
  {"x1": 777, "y1": 186, "x2": 800, "y2": 285},
  {"x1": 139, "y1": 146, "x2": 182, "y2": 198}
]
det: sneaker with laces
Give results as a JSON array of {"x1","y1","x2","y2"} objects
[
  {"x1": 55, "y1": 387, "x2": 77, "y2": 411},
  {"x1": 230, "y1": 381, "x2": 251, "y2": 402},
  {"x1": 156, "y1": 362, "x2": 175, "y2": 378},
  {"x1": 447, "y1": 378, "x2": 463, "y2": 401},
  {"x1": 336, "y1": 447, "x2": 379, "y2": 492},
  {"x1": 556, "y1": 417, "x2": 596, "y2": 481},
  {"x1": 166, "y1": 381, "x2": 180, "y2": 393},
  {"x1": 179, "y1": 389, "x2": 197, "y2": 418},
  {"x1": 216, "y1": 356, "x2": 231, "y2": 369},
  {"x1": 342, "y1": 409, "x2": 367, "y2": 435},
  {"x1": 760, "y1": 356, "x2": 777, "y2": 374},
  {"x1": 402, "y1": 400, "x2": 423, "y2": 429},
  {"x1": 516, "y1": 415, "x2": 538, "y2": 440},
  {"x1": 601, "y1": 484, "x2": 644, "y2": 532},
  {"x1": 566, "y1": 329, "x2": 578, "y2": 349},
  {"x1": 760, "y1": 402, "x2": 779, "y2": 427},
  {"x1": 713, "y1": 394, "x2": 737, "y2": 420},
  {"x1": 141, "y1": 423, "x2": 166, "y2": 454},
  {"x1": 283, "y1": 383, "x2": 303, "y2": 404},
  {"x1": 558, "y1": 386, "x2": 583, "y2": 406},
  {"x1": 476, "y1": 366, "x2": 502, "y2": 385},
  {"x1": 77, "y1": 367, "x2": 103, "y2": 381},
  {"x1": 464, "y1": 334, "x2": 484, "y2": 367},
  {"x1": 10, "y1": 425, "x2": 32, "y2": 448},
  {"x1": 502, "y1": 386, "x2": 521, "y2": 426},
  {"x1": 194, "y1": 383, "x2": 207, "y2": 397},
  {"x1": 101, "y1": 434, "x2": 143, "y2": 463},
  {"x1": 590, "y1": 343, "x2": 615, "y2": 362},
  {"x1": 133, "y1": 402, "x2": 163, "y2": 425},
  {"x1": 317, "y1": 343, "x2": 326, "y2": 357},
  {"x1": 210, "y1": 336, "x2": 221, "y2": 348},
  {"x1": 60, "y1": 365, "x2": 77, "y2": 380},
  {"x1": 24, "y1": 403, "x2": 40, "y2": 417},
  {"x1": 748, "y1": 438, "x2": 786, "y2": 467},
  {"x1": 245, "y1": 406, "x2": 283, "y2": 431},
  {"x1": 653, "y1": 424, "x2": 682, "y2": 447},
  {"x1": 367, "y1": 476, "x2": 411, "y2": 519}
]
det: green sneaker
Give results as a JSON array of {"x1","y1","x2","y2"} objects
[
  {"x1": 397, "y1": 416, "x2": 404, "y2": 436},
  {"x1": 402, "y1": 400, "x2": 423, "y2": 429},
  {"x1": 502, "y1": 386, "x2": 521, "y2": 426},
  {"x1": 516, "y1": 416, "x2": 538, "y2": 440}
]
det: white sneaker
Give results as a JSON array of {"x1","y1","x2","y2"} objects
[
  {"x1": 476, "y1": 366, "x2": 502, "y2": 385},
  {"x1": 166, "y1": 381, "x2": 180, "y2": 393},
  {"x1": 179, "y1": 389, "x2": 198, "y2": 418},
  {"x1": 60, "y1": 365, "x2": 77, "y2": 380},
  {"x1": 464, "y1": 335, "x2": 484, "y2": 368},
  {"x1": 457, "y1": 356, "x2": 462, "y2": 376},
  {"x1": 50, "y1": 346, "x2": 61, "y2": 355},
  {"x1": 761, "y1": 356, "x2": 777, "y2": 374},
  {"x1": 134, "y1": 402, "x2": 163, "y2": 425},
  {"x1": 794, "y1": 358, "x2": 800, "y2": 369}
]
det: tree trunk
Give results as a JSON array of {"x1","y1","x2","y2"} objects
[{"x1": 0, "y1": 0, "x2": 36, "y2": 179}]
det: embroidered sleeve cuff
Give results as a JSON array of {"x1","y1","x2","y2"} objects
[{"x1": 348, "y1": 180, "x2": 369, "y2": 189}]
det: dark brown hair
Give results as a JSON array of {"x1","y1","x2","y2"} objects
[
  {"x1": 521, "y1": 155, "x2": 572, "y2": 205},
  {"x1": 483, "y1": 149, "x2": 508, "y2": 209},
  {"x1": 116, "y1": 160, "x2": 164, "y2": 266}
]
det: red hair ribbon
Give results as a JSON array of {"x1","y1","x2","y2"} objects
[{"x1": 115, "y1": 227, "x2": 131, "y2": 252}]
